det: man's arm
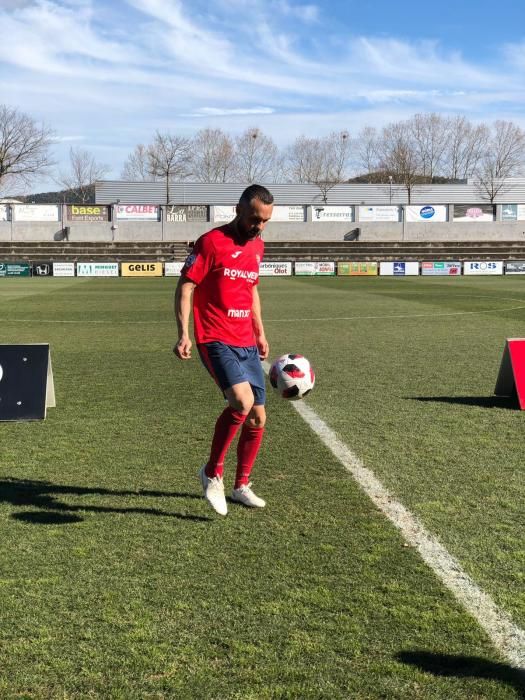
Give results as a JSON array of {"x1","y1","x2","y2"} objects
[
  {"x1": 252, "y1": 285, "x2": 269, "y2": 360},
  {"x1": 174, "y1": 276, "x2": 196, "y2": 360}
]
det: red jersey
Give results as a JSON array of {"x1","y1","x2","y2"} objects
[{"x1": 181, "y1": 226, "x2": 264, "y2": 346}]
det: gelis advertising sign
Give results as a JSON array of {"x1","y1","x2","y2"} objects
[{"x1": 121, "y1": 262, "x2": 163, "y2": 277}]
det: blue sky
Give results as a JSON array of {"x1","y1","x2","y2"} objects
[{"x1": 1, "y1": 0, "x2": 525, "y2": 192}]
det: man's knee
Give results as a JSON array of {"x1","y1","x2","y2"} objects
[
  {"x1": 226, "y1": 382, "x2": 255, "y2": 415},
  {"x1": 247, "y1": 406, "x2": 266, "y2": 429}
]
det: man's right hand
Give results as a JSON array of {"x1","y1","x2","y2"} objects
[{"x1": 174, "y1": 337, "x2": 192, "y2": 360}]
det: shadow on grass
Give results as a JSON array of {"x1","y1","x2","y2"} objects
[
  {"x1": 397, "y1": 651, "x2": 525, "y2": 696},
  {"x1": 0, "y1": 478, "x2": 210, "y2": 524},
  {"x1": 408, "y1": 395, "x2": 519, "y2": 409}
]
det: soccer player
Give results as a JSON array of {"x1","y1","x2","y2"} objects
[{"x1": 174, "y1": 184, "x2": 274, "y2": 516}]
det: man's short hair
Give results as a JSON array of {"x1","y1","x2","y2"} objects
[{"x1": 239, "y1": 184, "x2": 274, "y2": 207}]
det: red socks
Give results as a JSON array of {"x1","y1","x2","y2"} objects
[
  {"x1": 235, "y1": 424, "x2": 265, "y2": 489},
  {"x1": 206, "y1": 406, "x2": 247, "y2": 478}
]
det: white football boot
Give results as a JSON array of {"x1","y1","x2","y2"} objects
[
  {"x1": 199, "y1": 465, "x2": 228, "y2": 516},
  {"x1": 231, "y1": 482, "x2": 266, "y2": 508}
]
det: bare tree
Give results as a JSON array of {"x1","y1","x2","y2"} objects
[
  {"x1": 474, "y1": 120, "x2": 525, "y2": 202},
  {"x1": 148, "y1": 131, "x2": 191, "y2": 203},
  {"x1": 233, "y1": 128, "x2": 280, "y2": 183},
  {"x1": 410, "y1": 112, "x2": 449, "y2": 182},
  {"x1": 191, "y1": 128, "x2": 235, "y2": 183},
  {"x1": 284, "y1": 131, "x2": 350, "y2": 202},
  {"x1": 444, "y1": 116, "x2": 489, "y2": 180},
  {"x1": 121, "y1": 144, "x2": 156, "y2": 181},
  {"x1": 354, "y1": 126, "x2": 382, "y2": 182},
  {"x1": 0, "y1": 104, "x2": 55, "y2": 193},
  {"x1": 55, "y1": 146, "x2": 109, "y2": 203},
  {"x1": 377, "y1": 121, "x2": 420, "y2": 203}
]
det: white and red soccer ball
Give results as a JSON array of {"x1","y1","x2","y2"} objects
[{"x1": 269, "y1": 354, "x2": 315, "y2": 400}]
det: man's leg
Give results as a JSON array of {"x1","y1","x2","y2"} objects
[
  {"x1": 205, "y1": 382, "x2": 254, "y2": 479},
  {"x1": 231, "y1": 404, "x2": 267, "y2": 508}
]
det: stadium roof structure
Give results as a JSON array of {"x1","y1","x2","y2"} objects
[{"x1": 96, "y1": 180, "x2": 525, "y2": 206}]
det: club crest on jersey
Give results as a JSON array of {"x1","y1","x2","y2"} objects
[{"x1": 184, "y1": 253, "x2": 197, "y2": 268}]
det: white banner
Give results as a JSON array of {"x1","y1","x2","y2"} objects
[
  {"x1": 259, "y1": 261, "x2": 292, "y2": 276},
  {"x1": 116, "y1": 205, "x2": 159, "y2": 221},
  {"x1": 0, "y1": 205, "x2": 9, "y2": 222},
  {"x1": 295, "y1": 261, "x2": 335, "y2": 276},
  {"x1": 311, "y1": 206, "x2": 354, "y2": 222},
  {"x1": 14, "y1": 204, "x2": 59, "y2": 222},
  {"x1": 53, "y1": 262, "x2": 75, "y2": 277},
  {"x1": 76, "y1": 262, "x2": 119, "y2": 277},
  {"x1": 164, "y1": 261, "x2": 184, "y2": 276},
  {"x1": 271, "y1": 205, "x2": 305, "y2": 222},
  {"x1": 406, "y1": 205, "x2": 447, "y2": 222},
  {"x1": 463, "y1": 261, "x2": 503, "y2": 275},
  {"x1": 358, "y1": 205, "x2": 400, "y2": 222},
  {"x1": 380, "y1": 261, "x2": 419, "y2": 276},
  {"x1": 505, "y1": 261, "x2": 525, "y2": 274},
  {"x1": 453, "y1": 204, "x2": 495, "y2": 222},
  {"x1": 501, "y1": 204, "x2": 525, "y2": 221},
  {"x1": 213, "y1": 206, "x2": 236, "y2": 223}
]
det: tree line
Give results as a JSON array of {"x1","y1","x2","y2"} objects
[{"x1": 1, "y1": 104, "x2": 524, "y2": 204}]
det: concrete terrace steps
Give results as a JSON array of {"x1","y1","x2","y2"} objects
[{"x1": 1, "y1": 241, "x2": 525, "y2": 262}]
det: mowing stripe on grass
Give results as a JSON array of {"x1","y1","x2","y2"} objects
[{"x1": 262, "y1": 362, "x2": 525, "y2": 669}]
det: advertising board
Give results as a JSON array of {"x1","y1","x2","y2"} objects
[
  {"x1": 259, "y1": 262, "x2": 292, "y2": 276},
  {"x1": 295, "y1": 261, "x2": 335, "y2": 276},
  {"x1": 164, "y1": 262, "x2": 185, "y2": 276},
  {"x1": 32, "y1": 262, "x2": 53, "y2": 277},
  {"x1": 0, "y1": 262, "x2": 31, "y2": 277},
  {"x1": 116, "y1": 205, "x2": 159, "y2": 221},
  {"x1": 53, "y1": 262, "x2": 75, "y2": 277},
  {"x1": 379, "y1": 262, "x2": 419, "y2": 276},
  {"x1": 463, "y1": 261, "x2": 503, "y2": 275},
  {"x1": 337, "y1": 262, "x2": 378, "y2": 276},
  {"x1": 121, "y1": 262, "x2": 163, "y2": 277},
  {"x1": 166, "y1": 205, "x2": 208, "y2": 223},
  {"x1": 67, "y1": 205, "x2": 109, "y2": 222},
  {"x1": 311, "y1": 206, "x2": 354, "y2": 222},
  {"x1": 406, "y1": 205, "x2": 447, "y2": 222},
  {"x1": 13, "y1": 205, "x2": 59, "y2": 222},
  {"x1": 505, "y1": 261, "x2": 525, "y2": 274},
  {"x1": 421, "y1": 261, "x2": 461, "y2": 276},
  {"x1": 453, "y1": 204, "x2": 495, "y2": 222},
  {"x1": 76, "y1": 262, "x2": 119, "y2": 277},
  {"x1": 358, "y1": 206, "x2": 400, "y2": 222}
]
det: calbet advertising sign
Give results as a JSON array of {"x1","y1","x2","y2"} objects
[
  {"x1": 77, "y1": 262, "x2": 119, "y2": 277},
  {"x1": 463, "y1": 261, "x2": 503, "y2": 275},
  {"x1": 453, "y1": 204, "x2": 495, "y2": 222},
  {"x1": 116, "y1": 205, "x2": 159, "y2": 221},
  {"x1": 312, "y1": 206, "x2": 354, "y2": 222},
  {"x1": 67, "y1": 205, "x2": 109, "y2": 222},
  {"x1": 259, "y1": 262, "x2": 292, "y2": 276},
  {"x1": 14, "y1": 204, "x2": 59, "y2": 222},
  {"x1": 167, "y1": 205, "x2": 208, "y2": 223},
  {"x1": 121, "y1": 262, "x2": 163, "y2": 277}
]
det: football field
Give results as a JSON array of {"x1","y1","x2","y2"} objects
[{"x1": 0, "y1": 275, "x2": 524, "y2": 699}]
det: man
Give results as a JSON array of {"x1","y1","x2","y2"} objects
[{"x1": 174, "y1": 184, "x2": 274, "y2": 516}]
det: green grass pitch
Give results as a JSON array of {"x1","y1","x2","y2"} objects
[{"x1": 0, "y1": 275, "x2": 523, "y2": 698}]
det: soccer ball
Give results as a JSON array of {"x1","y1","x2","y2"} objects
[{"x1": 269, "y1": 354, "x2": 315, "y2": 401}]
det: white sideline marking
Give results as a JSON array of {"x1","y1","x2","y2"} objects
[{"x1": 262, "y1": 362, "x2": 525, "y2": 669}]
